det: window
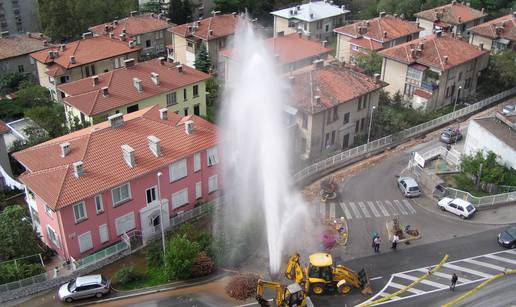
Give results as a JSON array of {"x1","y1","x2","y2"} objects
[
  {"x1": 136, "y1": 35, "x2": 141, "y2": 44},
  {"x1": 146, "y1": 186, "x2": 157, "y2": 204},
  {"x1": 458, "y1": 72, "x2": 463, "y2": 81},
  {"x1": 404, "y1": 83, "x2": 416, "y2": 96},
  {"x1": 343, "y1": 112, "x2": 350, "y2": 125},
  {"x1": 78, "y1": 231, "x2": 93, "y2": 253},
  {"x1": 169, "y1": 159, "x2": 187, "y2": 182},
  {"x1": 208, "y1": 175, "x2": 218, "y2": 193},
  {"x1": 195, "y1": 181, "x2": 202, "y2": 199},
  {"x1": 317, "y1": 21, "x2": 322, "y2": 30},
  {"x1": 355, "y1": 120, "x2": 360, "y2": 133},
  {"x1": 146, "y1": 40, "x2": 151, "y2": 48},
  {"x1": 194, "y1": 104, "x2": 200, "y2": 116},
  {"x1": 127, "y1": 104, "x2": 139, "y2": 113},
  {"x1": 342, "y1": 133, "x2": 350, "y2": 149},
  {"x1": 73, "y1": 201, "x2": 87, "y2": 223},
  {"x1": 183, "y1": 88, "x2": 187, "y2": 101},
  {"x1": 464, "y1": 78, "x2": 472, "y2": 89},
  {"x1": 194, "y1": 153, "x2": 201, "y2": 172},
  {"x1": 360, "y1": 118, "x2": 365, "y2": 130},
  {"x1": 325, "y1": 132, "x2": 330, "y2": 148},
  {"x1": 99, "y1": 224, "x2": 109, "y2": 243},
  {"x1": 44, "y1": 204, "x2": 53, "y2": 217},
  {"x1": 333, "y1": 106, "x2": 338, "y2": 122},
  {"x1": 115, "y1": 212, "x2": 136, "y2": 236},
  {"x1": 325, "y1": 24, "x2": 329, "y2": 32},
  {"x1": 155, "y1": 31, "x2": 163, "y2": 39},
  {"x1": 18, "y1": 64, "x2": 24, "y2": 73},
  {"x1": 357, "y1": 96, "x2": 363, "y2": 111},
  {"x1": 193, "y1": 85, "x2": 199, "y2": 97},
  {"x1": 167, "y1": 92, "x2": 177, "y2": 106},
  {"x1": 95, "y1": 194, "x2": 104, "y2": 214},
  {"x1": 46, "y1": 225, "x2": 59, "y2": 246},
  {"x1": 302, "y1": 113, "x2": 308, "y2": 129},
  {"x1": 207, "y1": 147, "x2": 219, "y2": 166},
  {"x1": 184, "y1": 108, "x2": 188, "y2": 116},
  {"x1": 85, "y1": 66, "x2": 90, "y2": 77},
  {"x1": 351, "y1": 45, "x2": 359, "y2": 51},
  {"x1": 112, "y1": 183, "x2": 131, "y2": 206},
  {"x1": 91, "y1": 64, "x2": 96, "y2": 75},
  {"x1": 406, "y1": 67, "x2": 423, "y2": 81},
  {"x1": 331, "y1": 130, "x2": 336, "y2": 145},
  {"x1": 172, "y1": 188, "x2": 189, "y2": 209}
]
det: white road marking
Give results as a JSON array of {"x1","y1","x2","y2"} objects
[
  {"x1": 378, "y1": 292, "x2": 401, "y2": 300},
  {"x1": 402, "y1": 199, "x2": 417, "y2": 214},
  {"x1": 415, "y1": 269, "x2": 472, "y2": 283},
  {"x1": 384, "y1": 200, "x2": 398, "y2": 215},
  {"x1": 443, "y1": 263, "x2": 493, "y2": 278},
  {"x1": 388, "y1": 282, "x2": 425, "y2": 294},
  {"x1": 349, "y1": 202, "x2": 362, "y2": 218},
  {"x1": 340, "y1": 202, "x2": 352, "y2": 220},
  {"x1": 330, "y1": 202, "x2": 336, "y2": 219},
  {"x1": 393, "y1": 200, "x2": 408, "y2": 215},
  {"x1": 505, "y1": 249, "x2": 516, "y2": 255},
  {"x1": 483, "y1": 253, "x2": 516, "y2": 265},
  {"x1": 370, "y1": 276, "x2": 383, "y2": 281},
  {"x1": 368, "y1": 201, "x2": 381, "y2": 217},
  {"x1": 376, "y1": 201, "x2": 390, "y2": 217},
  {"x1": 396, "y1": 273, "x2": 448, "y2": 289},
  {"x1": 358, "y1": 201, "x2": 371, "y2": 218},
  {"x1": 462, "y1": 258, "x2": 507, "y2": 271}
]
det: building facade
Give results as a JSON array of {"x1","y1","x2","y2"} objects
[
  {"x1": 0, "y1": 0, "x2": 40, "y2": 34},
  {"x1": 0, "y1": 31, "x2": 48, "y2": 78},
  {"x1": 271, "y1": 0, "x2": 349, "y2": 42},
  {"x1": 14, "y1": 106, "x2": 221, "y2": 261},
  {"x1": 468, "y1": 12, "x2": 516, "y2": 54},
  {"x1": 57, "y1": 58, "x2": 210, "y2": 126},
  {"x1": 379, "y1": 32, "x2": 489, "y2": 111}
]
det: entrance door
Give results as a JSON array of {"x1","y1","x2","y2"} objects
[
  {"x1": 152, "y1": 215, "x2": 161, "y2": 233},
  {"x1": 342, "y1": 133, "x2": 350, "y2": 149}
]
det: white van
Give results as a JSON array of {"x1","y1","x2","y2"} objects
[{"x1": 437, "y1": 198, "x2": 476, "y2": 219}]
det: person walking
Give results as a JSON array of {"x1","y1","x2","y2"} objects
[
  {"x1": 391, "y1": 234, "x2": 399, "y2": 250},
  {"x1": 374, "y1": 236, "x2": 381, "y2": 253},
  {"x1": 450, "y1": 273, "x2": 458, "y2": 291}
]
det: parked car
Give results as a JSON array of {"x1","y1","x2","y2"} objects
[
  {"x1": 437, "y1": 198, "x2": 476, "y2": 219},
  {"x1": 497, "y1": 226, "x2": 516, "y2": 248},
  {"x1": 502, "y1": 104, "x2": 515, "y2": 115},
  {"x1": 58, "y1": 275, "x2": 110, "y2": 303},
  {"x1": 396, "y1": 176, "x2": 421, "y2": 198},
  {"x1": 439, "y1": 128, "x2": 462, "y2": 144}
]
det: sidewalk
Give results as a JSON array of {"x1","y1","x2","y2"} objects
[{"x1": 413, "y1": 196, "x2": 516, "y2": 225}]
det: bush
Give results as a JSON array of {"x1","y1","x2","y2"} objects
[
  {"x1": 164, "y1": 235, "x2": 200, "y2": 280},
  {"x1": 114, "y1": 266, "x2": 142, "y2": 286},
  {"x1": 225, "y1": 273, "x2": 260, "y2": 300},
  {"x1": 145, "y1": 241, "x2": 164, "y2": 267},
  {"x1": 190, "y1": 251, "x2": 215, "y2": 277},
  {"x1": 0, "y1": 262, "x2": 45, "y2": 284},
  {"x1": 176, "y1": 223, "x2": 211, "y2": 252}
]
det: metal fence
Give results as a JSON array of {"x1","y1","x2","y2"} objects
[
  {"x1": 72, "y1": 240, "x2": 129, "y2": 270},
  {"x1": 294, "y1": 87, "x2": 516, "y2": 183},
  {"x1": 0, "y1": 270, "x2": 49, "y2": 293},
  {"x1": 445, "y1": 188, "x2": 516, "y2": 208}
]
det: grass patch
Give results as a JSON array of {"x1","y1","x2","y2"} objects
[{"x1": 441, "y1": 174, "x2": 491, "y2": 197}]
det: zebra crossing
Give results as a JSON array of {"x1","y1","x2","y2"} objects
[
  {"x1": 361, "y1": 249, "x2": 516, "y2": 306},
  {"x1": 318, "y1": 200, "x2": 417, "y2": 220}
]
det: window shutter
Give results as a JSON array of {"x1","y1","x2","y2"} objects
[
  {"x1": 194, "y1": 153, "x2": 201, "y2": 172},
  {"x1": 195, "y1": 182, "x2": 202, "y2": 199},
  {"x1": 208, "y1": 175, "x2": 218, "y2": 193},
  {"x1": 99, "y1": 224, "x2": 109, "y2": 243},
  {"x1": 78, "y1": 231, "x2": 93, "y2": 253}
]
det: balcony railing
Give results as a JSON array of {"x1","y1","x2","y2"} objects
[{"x1": 421, "y1": 80, "x2": 438, "y2": 91}]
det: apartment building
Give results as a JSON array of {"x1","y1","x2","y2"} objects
[
  {"x1": 271, "y1": 0, "x2": 349, "y2": 42},
  {"x1": 14, "y1": 106, "x2": 221, "y2": 261},
  {"x1": 415, "y1": 1, "x2": 486, "y2": 39},
  {"x1": 168, "y1": 13, "x2": 240, "y2": 71},
  {"x1": 57, "y1": 58, "x2": 210, "y2": 126},
  {"x1": 0, "y1": 31, "x2": 49, "y2": 78},
  {"x1": 334, "y1": 12, "x2": 422, "y2": 63},
  {"x1": 30, "y1": 34, "x2": 141, "y2": 101},
  {"x1": 89, "y1": 12, "x2": 173, "y2": 57},
  {"x1": 0, "y1": 0, "x2": 40, "y2": 34},
  {"x1": 287, "y1": 63, "x2": 387, "y2": 161},
  {"x1": 468, "y1": 12, "x2": 516, "y2": 53},
  {"x1": 379, "y1": 32, "x2": 489, "y2": 111}
]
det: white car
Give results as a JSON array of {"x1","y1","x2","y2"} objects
[
  {"x1": 437, "y1": 198, "x2": 476, "y2": 219},
  {"x1": 58, "y1": 275, "x2": 110, "y2": 302}
]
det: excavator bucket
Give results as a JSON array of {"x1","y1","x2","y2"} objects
[{"x1": 358, "y1": 269, "x2": 374, "y2": 295}]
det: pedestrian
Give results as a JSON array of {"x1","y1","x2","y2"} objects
[
  {"x1": 371, "y1": 232, "x2": 378, "y2": 250},
  {"x1": 374, "y1": 236, "x2": 381, "y2": 253},
  {"x1": 391, "y1": 234, "x2": 399, "y2": 250},
  {"x1": 450, "y1": 273, "x2": 458, "y2": 291}
]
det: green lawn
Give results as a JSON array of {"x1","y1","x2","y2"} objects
[{"x1": 114, "y1": 266, "x2": 169, "y2": 291}]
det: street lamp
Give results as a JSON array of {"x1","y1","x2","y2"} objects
[
  {"x1": 453, "y1": 86, "x2": 462, "y2": 113},
  {"x1": 156, "y1": 171, "x2": 166, "y2": 258},
  {"x1": 367, "y1": 105, "x2": 376, "y2": 144}
]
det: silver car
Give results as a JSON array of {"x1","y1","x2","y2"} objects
[
  {"x1": 502, "y1": 104, "x2": 515, "y2": 115},
  {"x1": 58, "y1": 274, "x2": 110, "y2": 303},
  {"x1": 397, "y1": 176, "x2": 421, "y2": 198}
]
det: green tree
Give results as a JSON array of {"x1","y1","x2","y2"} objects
[
  {"x1": 460, "y1": 151, "x2": 510, "y2": 189},
  {"x1": 0, "y1": 205, "x2": 44, "y2": 261},
  {"x1": 478, "y1": 50, "x2": 516, "y2": 96},
  {"x1": 140, "y1": 0, "x2": 163, "y2": 13},
  {"x1": 25, "y1": 104, "x2": 66, "y2": 138},
  {"x1": 164, "y1": 235, "x2": 200, "y2": 280},
  {"x1": 194, "y1": 44, "x2": 211, "y2": 73},
  {"x1": 15, "y1": 84, "x2": 51, "y2": 109},
  {"x1": 204, "y1": 77, "x2": 219, "y2": 123},
  {"x1": 0, "y1": 262, "x2": 45, "y2": 284},
  {"x1": 354, "y1": 52, "x2": 382, "y2": 76},
  {"x1": 168, "y1": 0, "x2": 192, "y2": 24},
  {"x1": 0, "y1": 73, "x2": 30, "y2": 95}
]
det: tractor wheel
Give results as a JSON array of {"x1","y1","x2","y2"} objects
[
  {"x1": 311, "y1": 283, "x2": 325, "y2": 295},
  {"x1": 338, "y1": 284, "x2": 352, "y2": 294}
]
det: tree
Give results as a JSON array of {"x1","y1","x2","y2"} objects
[
  {"x1": 15, "y1": 83, "x2": 51, "y2": 109},
  {"x1": 0, "y1": 73, "x2": 30, "y2": 95},
  {"x1": 140, "y1": 0, "x2": 163, "y2": 13},
  {"x1": 168, "y1": 0, "x2": 192, "y2": 25},
  {"x1": 164, "y1": 235, "x2": 200, "y2": 280},
  {"x1": 194, "y1": 43, "x2": 211, "y2": 73},
  {"x1": 204, "y1": 77, "x2": 219, "y2": 123},
  {"x1": 478, "y1": 50, "x2": 516, "y2": 96},
  {"x1": 25, "y1": 104, "x2": 67, "y2": 138},
  {"x1": 0, "y1": 205, "x2": 44, "y2": 261},
  {"x1": 460, "y1": 151, "x2": 510, "y2": 189},
  {"x1": 354, "y1": 52, "x2": 382, "y2": 76}
]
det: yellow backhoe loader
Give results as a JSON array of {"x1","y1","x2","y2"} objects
[
  {"x1": 255, "y1": 279, "x2": 314, "y2": 307},
  {"x1": 285, "y1": 252, "x2": 372, "y2": 295}
]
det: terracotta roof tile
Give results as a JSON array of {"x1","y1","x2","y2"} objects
[
  {"x1": 415, "y1": 2, "x2": 486, "y2": 25},
  {"x1": 14, "y1": 105, "x2": 219, "y2": 210},
  {"x1": 349, "y1": 37, "x2": 384, "y2": 51},
  {"x1": 169, "y1": 14, "x2": 240, "y2": 41},
  {"x1": 89, "y1": 14, "x2": 173, "y2": 37},
  {"x1": 334, "y1": 14, "x2": 421, "y2": 45},
  {"x1": 290, "y1": 65, "x2": 387, "y2": 114},
  {"x1": 378, "y1": 34, "x2": 488, "y2": 71},
  {"x1": 414, "y1": 88, "x2": 433, "y2": 99},
  {"x1": 57, "y1": 59, "x2": 209, "y2": 116},
  {"x1": 0, "y1": 120, "x2": 9, "y2": 134},
  {"x1": 469, "y1": 13, "x2": 516, "y2": 41},
  {"x1": 0, "y1": 33, "x2": 50, "y2": 60}
]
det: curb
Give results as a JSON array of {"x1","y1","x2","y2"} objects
[{"x1": 75, "y1": 271, "x2": 230, "y2": 306}]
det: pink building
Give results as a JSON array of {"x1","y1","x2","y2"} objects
[{"x1": 14, "y1": 105, "x2": 220, "y2": 261}]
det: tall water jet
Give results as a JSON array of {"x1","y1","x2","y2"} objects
[{"x1": 216, "y1": 18, "x2": 311, "y2": 274}]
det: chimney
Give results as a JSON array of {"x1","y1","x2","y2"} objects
[
  {"x1": 73, "y1": 161, "x2": 84, "y2": 178},
  {"x1": 278, "y1": 31, "x2": 284, "y2": 37},
  {"x1": 443, "y1": 55, "x2": 448, "y2": 64},
  {"x1": 232, "y1": 12, "x2": 237, "y2": 17},
  {"x1": 69, "y1": 56, "x2": 76, "y2": 64},
  {"x1": 130, "y1": 10, "x2": 138, "y2": 17},
  {"x1": 322, "y1": 40, "x2": 328, "y2": 47},
  {"x1": 43, "y1": 40, "x2": 48, "y2": 46},
  {"x1": 481, "y1": 8, "x2": 484, "y2": 13},
  {"x1": 82, "y1": 32, "x2": 93, "y2": 39},
  {"x1": 383, "y1": 31, "x2": 387, "y2": 38},
  {"x1": 436, "y1": 30, "x2": 443, "y2": 37},
  {"x1": 120, "y1": 33, "x2": 126, "y2": 41},
  {"x1": 418, "y1": 42, "x2": 424, "y2": 50},
  {"x1": 128, "y1": 41, "x2": 135, "y2": 48},
  {"x1": 101, "y1": 86, "x2": 108, "y2": 96},
  {"x1": 121, "y1": 144, "x2": 135, "y2": 168},
  {"x1": 479, "y1": 42, "x2": 484, "y2": 50},
  {"x1": 147, "y1": 135, "x2": 161, "y2": 157},
  {"x1": 60, "y1": 142, "x2": 71, "y2": 157},
  {"x1": 314, "y1": 96, "x2": 321, "y2": 105},
  {"x1": 92, "y1": 75, "x2": 99, "y2": 86},
  {"x1": 411, "y1": 48, "x2": 416, "y2": 58},
  {"x1": 177, "y1": 64, "x2": 183, "y2": 73},
  {"x1": 209, "y1": 29, "x2": 213, "y2": 36},
  {"x1": 379, "y1": 11, "x2": 386, "y2": 18},
  {"x1": 48, "y1": 50, "x2": 56, "y2": 59},
  {"x1": 108, "y1": 113, "x2": 124, "y2": 128},
  {"x1": 59, "y1": 44, "x2": 65, "y2": 51},
  {"x1": 158, "y1": 56, "x2": 165, "y2": 65},
  {"x1": 313, "y1": 59, "x2": 324, "y2": 68},
  {"x1": 0, "y1": 31, "x2": 9, "y2": 38},
  {"x1": 124, "y1": 58, "x2": 135, "y2": 68},
  {"x1": 458, "y1": 16, "x2": 462, "y2": 23},
  {"x1": 122, "y1": 28, "x2": 127, "y2": 34},
  {"x1": 184, "y1": 120, "x2": 194, "y2": 135},
  {"x1": 113, "y1": 19, "x2": 118, "y2": 25},
  {"x1": 104, "y1": 25, "x2": 109, "y2": 32},
  {"x1": 151, "y1": 72, "x2": 160, "y2": 86},
  {"x1": 374, "y1": 73, "x2": 381, "y2": 83},
  {"x1": 109, "y1": 33, "x2": 114, "y2": 39},
  {"x1": 159, "y1": 108, "x2": 168, "y2": 120},
  {"x1": 133, "y1": 78, "x2": 143, "y2": 92},
  {"x1": 310, "y1": 13, "x2": 314, "y2": 19}
]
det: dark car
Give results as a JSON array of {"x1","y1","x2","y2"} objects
[
  {"x1": 440, "y1": 128, "x2": 462, "y2": 144},
  {"x1": 498, "y1": 226, "x2": 516, "y2": 248}
]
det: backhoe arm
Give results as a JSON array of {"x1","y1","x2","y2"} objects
[{"x1": 285, "y1": 253, "x2": 305, "y2": 284}]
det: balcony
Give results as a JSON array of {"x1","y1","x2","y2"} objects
[{"x1": 421, "y1": 80, "x2": 439, "y2": 91}]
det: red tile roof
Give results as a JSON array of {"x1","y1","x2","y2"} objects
[
  {"x1": 349, "y1": 37, "x2": 384, "y2": 51},
  {"x1": 334, "y1": 14, "x2": 421, "y2": 45},
  {"x1": 169, "y1": 14, "x2": 241, "y2": 41},
  {"x1": 378, "y1": 34, "x2": 489, "y2": 71},
  {"x1": 58, "y1": 59, "x2": 210, "y2": 116},
  {"x1": 0, "y1": 120, "x2": 9, "y2": 134},
  {"x1": 414, "y1": 88, "x2": 433, "y2": 99},
  {"x1": 290, "y1": 64, "x2": 387, "y2": 114},
  {"x1": 14, "y1": 105, "x2": 219, "y2": 210},
  {"x1": 89, "y1": 13, "x2": 173, "y2": 37},
  {"x1": 0, "y1": 33, "x2": 50, "y2": 60},
  {"x1": 469, "y1": 13, "x2": 516, "y2": 41},
  {"x1": 415, "y1": 2, "x2": 486, "y2": 25},
  {"x1": 220, "y1": 33, "x2": 332, "y2": 65},
  {"x1": 30, "y1": 36, "x2": 141, "y2": 71}
]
